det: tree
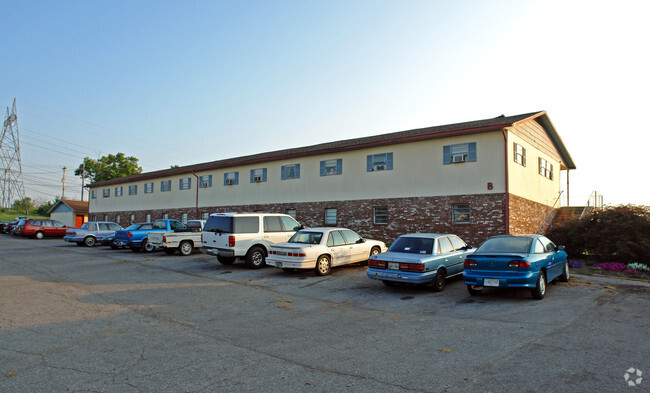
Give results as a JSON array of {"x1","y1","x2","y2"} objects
[
  {"x1": 36, "y1": 198, "x2": 59, "y2": 216},
  {"x1": 75, "y1": 153, "x2": 143, "y2": 183},
  {"x1": 12, "y1": 197, "x2": 35, "y2": 213}
]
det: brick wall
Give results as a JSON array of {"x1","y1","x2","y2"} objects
[
  {"x1": 92, "y1": 193, "x2": 519, "y2": 246},
  {"x1": 508, "y1": 193, "x2": 556, "y2": 235}
]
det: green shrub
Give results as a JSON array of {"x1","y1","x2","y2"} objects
[{"x1": 546, "y1": 204, "x2": 650, "y2": 263}]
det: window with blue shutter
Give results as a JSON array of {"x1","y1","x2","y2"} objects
[
  {"x1": 250, "y1": 168, "x2": 267, "y2": 183},
  {"x1": 281, "y1": 164, "x2": 300, "y2": 180},
  {"x1": 161, "y1": 180, "x2": 171, "y2": 192},
  {"x1": 367, "y1": 153, "x2": 393, "y2": 171},
  {"x1": 443, "y1": 143, "x2": 477, "y2": 164},
  {"x1": 199, "y1": 175, "x2": 212, "y2": 188},
  {"x1": 224, "y1": 172, "x2": 238, "y2": 185},
  {"x1": 179, "y1": 177, "x2": 191, "y2": 190},
  {"x1": 321, "y1": 159, "x2": 342, "y2": 176}
]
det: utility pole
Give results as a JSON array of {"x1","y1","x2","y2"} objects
[
  {"x1": 80, "y1": 162, "x2": 85, "y2": 201},
  {"x1": 0, "y1": 98, "x2": 27, "y2": 210},
  {"x1": 62, "y1": 166, "x2": 66, "y2": 200}
]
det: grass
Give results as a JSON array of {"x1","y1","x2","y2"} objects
[{"x1": 0, "y1": 210, "x2": 48, "y2": 222}]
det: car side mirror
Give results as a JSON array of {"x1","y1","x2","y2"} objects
[
  {"x1": 357, "y1": 238, "x2": 366, "y2": 244},
  {"x1": 556, "y1": 245, "x2": 565, "y2": 251},
  {"x1": 299, "y1": 224, "x2": 306, "y2": 230}
]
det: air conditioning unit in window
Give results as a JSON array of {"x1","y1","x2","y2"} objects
[
  {"x1": 225, "y1": 179, "x2": 234, "y2": 185},
  {"x1": 201, "y1": 181, "x2": 209, "y2": 188},
  {"x1": 253, "y1": 176, "x2": 262, "y2": 182},
  {"x1": 452, "y1": 154, "x2": 466, "y2": 163},
  {"x1": 373, "y1": 164, "x2": 385, "y2": 171}
]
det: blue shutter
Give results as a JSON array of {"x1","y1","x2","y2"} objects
[
  {"x1": 386, "y1": 153, "x2": 393, "y2": 170},
  {"x1": 336, "y1": 159, "x2": 342, "y2": 175},
  {"x1": 468, "y1": 142, "x2": 477, "y2": 162},
  {"x1": 188, "y1": 177, "x2": 191, "y2": 189},
  {"x1": 320, "y1": 161, "x2": 326, "y2": 176},
  {"x1": 295, "y1": 164, "x2": 300, "y2": 179},
  {"x1": 281, "y1": 166, "x2": 286, "y2": 180},
  {"x1": 443, "y1": 145, "x2": 451, "y2": 165},
  {"x1": 223, "y1": 174, "x2": 228, "y2": 186},
  {"x1": 367, "y1": 155, "x2": 373, "y2": 172},
  {"x1": 161, "y1": 181, "x2": 164, "y2": 192},
  {"x1": 179, "y1": 179, "x2": 183, "y2": 189},
  {"x1": 208, "y1": 175, "x2": 212, "y2": 187},
  {"x1": 234, "y1": 172, "x2": 239, "y2": 184},
  {"x1": 262, "y1": 168, "x2": 267, "y2": 182},
  {"x1": 250, "y1": 170, "x2": 254, "y2": 183}
]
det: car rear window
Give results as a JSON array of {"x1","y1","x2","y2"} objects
[
  {"x1": 389, "y1": 237, "x2": 434, "y2": 254},
  {"x1": 477, "y1": 237, "x2": 532, "y2": 253},
  {"x1": 205, "y1": 216, "x2": 259, "y2": 234},
  {"x1": 289, "y1": 231, "x2": 323, "y2": 244}
]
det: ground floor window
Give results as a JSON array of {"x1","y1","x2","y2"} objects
[
  {"x1": 181, "y1": 213, "x2": 188, "y2": 223},
  {"x1": 285, "y1": 209, "x2": 297, "y2": 219},
  {"x1": 163, "y1": 213, "x2": 169, "y2": 219},
  {"x1": 453, "y1": 204, "x2": 471, "y2": 224},
  {"x1": 202, "y1": 212, "x2": 210, "y2": 220},
  {"x1": 130, "y1": 214, "x2": 135, "y2": 224},
  {"x1": 373, "y1": 207, "x2": 388, "y2": 224},
  {"x1": 324, "y1": 208, "x2": 337, "y2": 225},
  {"x1": 146, "y1": 214, "x2": 151, "y2": 222}
]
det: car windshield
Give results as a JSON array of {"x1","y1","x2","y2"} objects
[
  {"x1": 125, "y1": 224, "x2": 142, "y2": 230},
  {"x1": 477, "y1": 237, "x2": 533, "y2": 253},
  {"x1": 389, "y1": 237, "x2": 434, "y2": 254},
  {"x1": 288, "y1": 231, "x2": 323, "y2": 244}
]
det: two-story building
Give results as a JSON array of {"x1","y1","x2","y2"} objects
[{"x1": 88, "y1": 110, "x2": 575, "y2": 245}]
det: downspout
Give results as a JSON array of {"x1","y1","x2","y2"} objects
[
  {"x1": 192, "y1": 173, "x2": 199, "y2": 220},
  {"x1": 502, "y1": 129, "x2": 509, "y2": 234}
]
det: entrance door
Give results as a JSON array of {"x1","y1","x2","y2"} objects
[{"x1": 75, "y1": 215, "x2": 85, "y2": 228}]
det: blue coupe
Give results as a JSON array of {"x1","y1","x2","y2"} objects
[
  {"x1": 463, "y1": 234, "x2": 569, "y2": 299},
  {"x1": 367, "y1": 233, "x2": 475, "y2": 291}
]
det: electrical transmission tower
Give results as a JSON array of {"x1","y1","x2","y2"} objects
[{"x1": 0, "y1": 98, "x2": 27, "y2": 210}]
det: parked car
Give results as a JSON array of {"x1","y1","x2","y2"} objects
[
  {"x1": 64, "y1": 221, "x2": 123, "y2": 247},
  {"x1": 202, "y1": 213, "x2": 303, "y2": 268},
  {"x1": 463, "y1": 234, "x2": 569, "y2": 300},
  {"x1": 147, "y1": 220, "x2": 205, "y2": 256},
  {"x1": 1, "y1": 220, "x2": 19, "y2": 234},
  {"x1": 114, "y1": 220, "x2": 185, "y2": 252},
  {"x1": 266, "y1": 227, "x2": 387, "y2": 275},
  {"x1": 366, "y1": 233, "x2": 474, "y2": 291},
  {"x1": 14, "y1": 219, "x2": 72, "y2": 239}
]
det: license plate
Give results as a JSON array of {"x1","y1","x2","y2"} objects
[
  {"x1": 276, "y1": 262, "x2": 283, "y2": 267},
  {"x1": 484, "y1": 278, "x2": 500, "y2": 287},
  {"x1": 388, "y1": 262, "x2": 399, "y2": 270}
]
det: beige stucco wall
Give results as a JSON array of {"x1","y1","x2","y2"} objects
[
  {"x1": 89, "y1": 132, "x2": 508, "y2": 213},
  {"x1": 507, "y1": 130, "x2": 562, "y2": 207}
]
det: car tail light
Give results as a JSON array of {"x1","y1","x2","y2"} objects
[
  {"x1": 399, "y1": 263, "x2": 425, "y2": 272},
  {"x1": 464, "y1": 259, "x2": 477, "y2": 267},
  {"x1": 368, "y1": 260, "x2": 386, "y2": 268},
  {"x1": 287, "y1": 252, "x2": 306, "y2": 257},
  {"x1": 163, "y1": 235, "x2": 167, "y2": 242},
  {"x1": 269, "y1": 250, "x2": 276, "y2": 255},
  {"x1": 508, "y1": 260, "x2": 531, "y2": 268},
  {"x1": 228, "y1": 236, "x2": 235, "y2": 247},
  {"x1": 127, "y1": 232, "x2": 132, "y2": 238}
]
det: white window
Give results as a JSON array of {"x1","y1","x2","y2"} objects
[
  {"x1": 539, "y1": 158, "x2": 553, "y2": 180},
  {"x1": 104, "y1": 215, "x2": 108, "y2": 221},
  {"x1": 146, "y1": 214, "x2": 151, "y2": 222},
  {"x1": 325, "y1": 208, "x2": 337, "y2": 225},
  {"x1": 285, "y1": 209, "x2": 297, "y2": 219},
  {"x1": 161, "y1": 180, "x2": 172, "y2": 192},
  {"x1": 180, "y1": 177, "x2": 191, "y2": 190},
  {"x1": 373, "y1": 207, "x2": 388, "y2": 224},
  {"x1": 103, "y1": 189, "x2": 110, "y2": 198},
  {"x1": 514, "y1": 143, "x2": 526, "y2": 166},
  {"x1": 453, "y1": 204, "x2": 471, "y2": 224},
  {"x1": 163, "y1": 213, "x2": 169, "y2": 219},
  {"x1": 321, "y1": 159, "x2": 342, "y2": 176},
  {"x1": 181, "y1": 213, "x2": 188, "y2": 223},
  {"x1": 199, "y1": 175, "x2": 212, "y2": 188},
  {"x1": 128, "y1": 185, "x2": 137, "y2": 195},
  {"x1": 250, "y1": 168, "x2": 267, "y2": 183},
  {"x1": 115, "y1": 186, "x2": 123, "y2": 197},
  {"x1": 144, "y1": 182, "x2": 154, "y2": 194},
  {"x1": 202, "y1": 212, "x2": 210, "y2": 220},
  {"x1": 116, "y1": 215, "x2": 121, "y2": 224},
  {"x1": 224, "y1": 172, "x2": 238, "y2": 185},
  {"x1": 91, "y1": 190, "x2": 97, "y2": 199},
  {"x1": 443, "y1": 142, "x2": 477, "y2": 164},
  {"x1": 130, "y1": 214, "x2": 135, "y2": 224},
  {"x1": 367, "y1": 153, "x2": 393, "y2": 172},
  {"x1": 281, "y1": 164, "x2": 300, "y2": 180}
]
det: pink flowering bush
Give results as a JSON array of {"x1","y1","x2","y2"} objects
[{"x1": 592, "y1": 262, "x2": 645, "y2": 276}]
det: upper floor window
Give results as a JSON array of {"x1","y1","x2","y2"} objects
[
  {"x1": 250, "y1": 168, "x2": 267, "y2": 183},
  {"x1": 91, "y1": 190, "x2": 97, "y2": 199},
  {"x1": 144, "y1": 182, "x2": 154, "y2": 194},
  {"x1": 161, "y1": 180, "x2": 172, "y2": 192},
  {"x1": 102, "y1": 189, "x2": 110, "y2": 198},
  {"x1": 224, "y1": 172, "x2": 239, "y2": 186},
  {"x1": 115, "y1": 186, "x2": 123, "y2": 197},
  {"x1": 443, "y1": 142, "x2": 477, "y2": 164},
  {"x1": 320, "y1": 159, "x2": 342, "y2": 176},
  {"x1": 514, "y1": 143, "x2": 526, "y2": 166},
  {"x1": 128, "y1": 185, "x2": 137, "y2": 195},
  {"x1": 179, "y1": 177, "x2": 191, "y2": 190},
  {"x1": 199, "y1": 175, "x2": 212, "y2": 188},
  {"x1": 453, "y1": 204, "x2": 471, "y2": 224},
  {"x1": 367, "y1": 153, "x2": 393, "y2": 172},
  {"x1": 539, "y1": 158, "x2": 553, "y2": 180},
  {"x1": 281, "y1": 164, "x2": 300, "y2": 180}
]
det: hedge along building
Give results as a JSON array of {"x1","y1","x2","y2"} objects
[{"x1": 87, "y1": 111, "x2": 575, "y2": 245}]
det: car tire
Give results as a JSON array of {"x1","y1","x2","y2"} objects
[
  {"x1": 179, "y1": 241, "x2": 193, "y2": 256},
  {"x1": 110, "y1": 242, "x2": 119, "y2": 249},
  {"x1": 141, "y1": 239, "x2": 155, "y2": 253},
  {"x1": 314, "y1": 255, "x2": 331, "y2": 276},
  {"x1": 164, "y1": 248, "x2": 176, "y2": 255},
  {"x1": 34, "y1": 231, "x2": 45, "y2": 240},
  {"x1": 83, "y1": 236, "x2": 96, "y2": 247},
  {"x1": 532, "y1": 270, "x2": 547, "y2": 300},
  {"x1": 245, "y1": 246, "x2": 266, "y2": 269},
  {"x1": 431, "y1": 269, "x2": 446, "y2": 292},
  {"x1": 559, "y1": 261, "x2": 570, "y2": 282},
  {"x1": 217, "y1": 255, "x2": 236, "y2": 265},
  {"x1": 467, "y1": 285, "x2": 483, "y2": 296}
]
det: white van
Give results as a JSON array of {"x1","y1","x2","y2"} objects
[{"x1": 202, "y1": 213, "x2": 303, "y2": 268}]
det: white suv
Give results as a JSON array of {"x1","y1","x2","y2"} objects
[{"x1": 202, "y1": 213, "x2": 303, "y2": 268}]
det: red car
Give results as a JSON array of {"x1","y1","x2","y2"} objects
[{"x1": 14, "y1": 219, "x2": 72, "y2": 239}]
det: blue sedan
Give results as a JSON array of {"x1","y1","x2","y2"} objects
[
  {"x1": 367, "y1": 234, "x2": 475, "y2": 291},
  {"x1": 463, "y1": 234, "x2": 569, "y2": 299}
]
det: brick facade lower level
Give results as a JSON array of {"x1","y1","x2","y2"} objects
[{"x1": 91, "y1": 193, "x2": 553, "y2": 246}]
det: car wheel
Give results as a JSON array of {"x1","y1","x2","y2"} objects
[
  {"x1": 83, "y1": 236, "x2": 96, "y2": 247},
  {"x1": 245, "y1": 247, "x2": 266, "y2": 269},
  {"x1": 164, "y1": 248, "x2": 176, "y2": 255},
  {"x1": 34, "y1": 231, "x2": 45, "y2": 240},
  {"x1": 532, "y1": 270, "x2": 547, "y2": 300},
  {"x1": 179, "y1": 241, "x2": 193, "y2": 256},
  {"x1": 559, "y1": 261, "x2": 570, "y2": 282},
  {"x1": 431, "y1": 269, "x2": 446, "y2": 292},
  {"x1": 314, "y1": 255, "x2": 331, "y2": 276},
  {"x1": 467, "y1": 285, "x2": 483, "y2": 296},
  {"x1": 217, "y1": 255, "x2": 236, "y2": 265},
  {"x1": 110, "y1": 241, "x2": 119, "y2": 249},
  {"x1": 142, "y1": 239, "x2": 155, "y2": 253}
]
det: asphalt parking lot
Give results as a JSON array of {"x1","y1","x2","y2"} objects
[{"x1": 0, "y1": 235, "x2": 648, "y2": 392}]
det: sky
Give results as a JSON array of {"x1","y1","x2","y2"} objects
[{"x1": 1, "y1": 0, "x2": 649, "y2": 207}]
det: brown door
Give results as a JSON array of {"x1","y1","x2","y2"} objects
[{"x1": 75, "y1": 215, "x2": 85, "y2": 228}]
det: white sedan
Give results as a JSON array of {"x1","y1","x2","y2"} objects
[{"x1": 267, "y1": 227, "x2": 388, "y2": 275}]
